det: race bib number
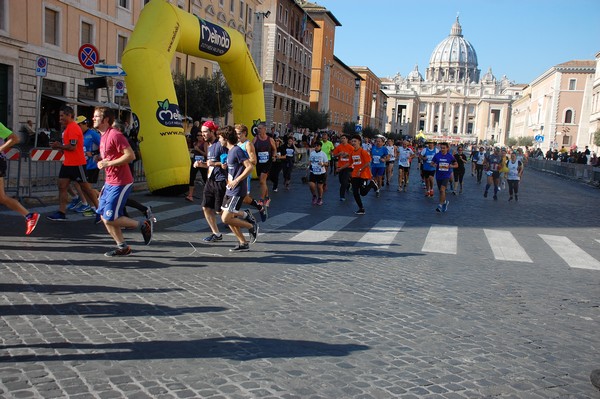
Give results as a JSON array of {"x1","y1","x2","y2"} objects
[
  {"x1": 258, "y1": 151, "x2": 269, "y2": 163},
  {"x1": 194, "y1": 155, "x2": 205, "y2": 162},
  {"x1": 439, "y1": 162, "x2": 449, "y2": 171},
  {"x1": 372, "y1": 155, "x2": 381, "y2": 164},
  {"x1": 352, "y1": 155, "x2": 361, "y2": 166},
  {"x1": 286, "y1": 148, "x2": 294, "y2": 157}
]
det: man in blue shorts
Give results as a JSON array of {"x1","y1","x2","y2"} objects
[
  {"x1": 220, "y1": 126, "x2": 259, "y2": 252},
  {"x1": 370, "y1": 136, "x2": 388, "y2": 197},
  {"x1": 430, "y1": 142, "x2": 458, "y2": 212},
  {"x1": 420, "y1": 141, "x2": 439, "y2": 197},
  {"x1": 93, "y1": 107, "x2": 152, "y2": 257}
]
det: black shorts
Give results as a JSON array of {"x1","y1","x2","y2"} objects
[
  {"x1": 221, "y1": 194, "x2": 243, "y2": 213},
  {"x1": 256, "y1": 161, "x2": 272, "y2": 175},
  {"x1": 436, "y1": 178, "x2": 450, "y2": 189},
  {"x1": 201, "y1": 179, "x2": 226, "y2": 211},
  {"x1": 0, "y1": 158, "x2": 6, "y2": 178},
  {"x1": 422, "y1": 170, "x2": 435, "y2": 178},
  {"x1": 309, "y1": 173, "x2": 326, "y2": 184},
  {"x1": 86, "y1": 168, "x2": 100, "y2": 184},
  {"x1": 59, "y1": 165, "x2": 88, "y2": 182},
  {"x1": 398, "y1": 165, "x2": 410, "y2": 174}
]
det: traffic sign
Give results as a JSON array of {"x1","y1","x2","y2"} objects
[
  {"x1": 78, "y1": 44, "x2": 100, "y2": 70},
  {"x1": 534, "y1": 135, "x2": 544, "y2": 143},
  {"x1": 355, "y1": 124, "x2": 362, "y2": 132},
  {"x1": 115, "y1": 80, "x2": 125, "y2": 97},
  {"x1": 36, "y1": 56, "x2": 48, "y2": 77}
]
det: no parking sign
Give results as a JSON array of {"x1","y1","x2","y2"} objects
[
  {"x1": 115, "y1": 81, "x2": 125, "y2": 97},
  {"x1": 36, "y1": 56, "x2": 48, "y2": 77}
]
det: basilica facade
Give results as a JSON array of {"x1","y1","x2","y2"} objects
[{"x1": 381, "y1": 18, "x2": 524, "y2": 144}]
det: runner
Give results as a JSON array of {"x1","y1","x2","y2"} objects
[
  {"x1": 194, "y1": 123, "x2": 228, "y2": 243},
  {"x1": 0, "y1": 122, "x2": 40, "y2": 235},
  {"x1": 252, "y1": 121, "x2": 277, "y2": 207},
  {"x1": 332, "y1": 134, "x2": 353, "y2": 201},
  {"x1": 308, "y1": 141, "x2": 329, "y2": 205},
  {"x1": 483, "y1": 147, "x2": 502, "y2": 200},
  {"x1": 236, "y1": 124, "x2": 268, "y2": 222},
  {"x1": 473, "y1": 146, "x2": 486, "y2": 184},
  {"x1": 350, "y1": 135, "x2": 378, "y2": 215},
  {"x1": 419, "y1": 141, "x2": 438, "y2": 197},
  {"x1": 93, "y1": 107, "x2": 152, "y2": 256},
  {"x1": 506, "y1": 152, "x2": 523, "y2": 201},
  {"x1": 384, "y1": 138, "x2": 396, "y2": 187},
  {"x1": 370, "y1": 136, "x2": 388, "y2": 197},
  {"x1": 220, "y1": 126, "x2": 259, "y2": 252},
  {"x1": 452, "y1": 145, "x2": 468, "y2": 194},
  {"x1": 397, "y1": 140, "x2": 415, "y2": 192},
  {"x1": 430, "y1": 142, "x2": 458, "y2": 212}
]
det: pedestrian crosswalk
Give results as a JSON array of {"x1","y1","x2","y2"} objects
[{"x1": 4, "y1": 204, "x2": 600, "y2": 271}]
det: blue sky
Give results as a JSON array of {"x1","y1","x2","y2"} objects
[{"x1": 313, "y1": 0, "x2": 600, "y2": 84}]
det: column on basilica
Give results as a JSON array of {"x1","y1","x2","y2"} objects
[{"x1": 449, "y1": 103, "x2": 456, "y2": 135}]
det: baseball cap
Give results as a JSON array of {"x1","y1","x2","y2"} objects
[
  {"x1": 75, "y1": 115, "x2": 87, "y2": 124},
  {"x1": 202, "y1": 120, "x2": 218, "y2": 132}
]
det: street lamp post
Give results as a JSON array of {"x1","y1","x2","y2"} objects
[
  {"x1": 353, "y1": 78, "x2": 360, "y2": 127},
  {"x1": 383, "y1": 100, "x2": 387, "y2": 133}
]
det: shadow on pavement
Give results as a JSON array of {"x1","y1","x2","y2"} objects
[
  {"x1": 0, "y1": 301, "x2": 226, "y2": 318},
  {"x1": 0, "y1": 283, "x2": 183, "y2": 295},
  {"x1": 0, "y1": 336, "x2": 369, "y2": 362}
]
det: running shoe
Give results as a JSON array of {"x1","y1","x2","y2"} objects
[
  {"x1": 263, "y1": 197, "x2": 271, "y2": 207},
  {"x1": 25, "y1": 213, "x2": 40, "y2": 235},
  {"x1": 355, "y1": 209, "x2": 366, "y2": 215},
  {"x1": 74, "y1": 203, "x2": 92, "y2": 213},
  {"x1": 483, "y1": 191, "x2": 488, "y2": 198},
  {"x1": 508, "y1": 196, "x2": 513, "y2": 202},
  {"x1": 397, "y1": 187, "x2": 403, "y2": 192},
  {"x1": 317, "y1": 198, "x2": 323, "y2": 206},
  {"x1": 82, "y1": 209, "x2": 96, "y2": 217},
  {"x1": 46, "y1": 211, "x2": 66, "y2": 221},
  {"x1": 67, "y1": 197, "x2": 81, "y2": 210},
  {"x1": 312, "y1": 196, "x2": 318, "y2": 205},
  {"x1": 244, "y1": 209, "x2": 257, "y2": 224},
  {"x1": 230, "y1": 242, "x2": 250, "y2": 252},
  {"x1": 258, "y1": 205, "x2": 268, "y2": 222},
  {"x1": 273, "y1": 188, "x2": 278, "y2": 192},
  {"x1": 249, "y1": 221, "x2": 259, "y2": 244},
  {"x1": 104, "y1": 246, "x2": 132, "y2": 257},
  {"x1": 141, "y1": 220, "x2": 153, "y2": 245},
  {"x1": 203, "y1": 233, "x2": 223, "y2": 242},
  {"x1": 436, "y1": 204, "x2": 443, "y2": 213},
  {"x1": 493, "y1": 194, "x2": 498, "y2": 201},
  {"x1": 340, "y1": 197, "x2": 346, "y2": 201},
  {"x1": 145, "y1": 206, "x2": 157, "y2": 223},
  {"x1": 442, "y1": 200, "x2": 449, "y2": 212}
]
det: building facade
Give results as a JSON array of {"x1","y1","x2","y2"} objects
[
  {"x1": 509, "y1": 60, "x2": 596, "y2": 151},
  {"x1": 589, "y1": 51, "x2": 600, "y2": 153},
  {"x1": 381, "y1": 18, "x2": 519, "y2": 144},
  {"x1": 253, "y1": 0, "x2": 316, "y2": 134},
  {"x1": 0, "y1": 0, "x2": 261, "y2": 134},
  {"x1": 352, "y1": 67, "x2": 385, "y2": 132},
  {"x1": 327, "y1": 56, "x2": 361, "y2": 134}
]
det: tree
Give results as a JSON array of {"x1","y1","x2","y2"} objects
[
  {"x1": 173, "y1": 72, "x2": 232, "y2": 122},
  {"x1": 506, "y1": 137, "x2": 518, "y2": 147},
  {"x1": 593, "y1": 129, "x2": 600, "y2": 147},
  {"x1": 342, "y1": 121, "x2": 356, "y2": 135},
  {"x1": 291, "y1": 108, "x2": 329, "y2": 132},
  {"x1": 517, "y1": 136, "x2": 534, "y2": 147}
]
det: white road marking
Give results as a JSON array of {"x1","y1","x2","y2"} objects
[
  {"x1": 355, "y1": 220, "x2": 405, "y2": 248},
  {"x1": 422, "y1": 225, "x2": 457, "y2": 254},
  {"x1": 539, "y1": 234, "x2": 600, "y2": 271},
  {"x1": 484, "y1": 229, "x2": 532, "y2": 262}
]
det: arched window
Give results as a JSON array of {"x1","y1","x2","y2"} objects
[{"x1": 564, "y1": 109, "x2": 573, "y2": 124}]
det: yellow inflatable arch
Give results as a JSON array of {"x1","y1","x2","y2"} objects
[{"x1": 122, "y1": 0, "x2": 265, "y2": 194}]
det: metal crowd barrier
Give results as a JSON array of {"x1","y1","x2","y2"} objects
[
  {"x1": 3, "y1": 145, "x2": 149, "y2": 205},
  {"x1": 3, "y1": 148, "x2": 23, "y2": 201},
  {"x1": 527, "y1": 158, "x2": 600, "y2": 186}
]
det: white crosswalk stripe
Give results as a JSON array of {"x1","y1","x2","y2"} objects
[
  {"x1": 291, "y1": 215, "x2": 355, "y2": 242},
  {"x1": 422, "y1": 225, "x2": 457, "y2": 254},
  {"x1": 355, "y1": 220, "x2": 404, "y2": 248},
  {"x1": 539, "y1": 234, "x2": 600, "y2": 271},
  {"x1": 484, "y1": 229, "x2": 532, "y2": 262}
]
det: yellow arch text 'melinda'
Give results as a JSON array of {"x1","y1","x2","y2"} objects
[{"x1": 122, "y1": 0, "x2": 265, "y2": 193}]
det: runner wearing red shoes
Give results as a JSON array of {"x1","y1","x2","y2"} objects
[
  {"x1": 420, "y1": 141, "x2": 438, "y2": 198},
  {"x1": 0, "y1": 122, "x2": 39, "y2": 235}
]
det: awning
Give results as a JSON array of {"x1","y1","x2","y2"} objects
[
  {"x1": 42, "y1": 94, "x2": 87, "y2": 106},
  {"x1": 78, "y1": 99, "x2": 131, "y2": 111}
]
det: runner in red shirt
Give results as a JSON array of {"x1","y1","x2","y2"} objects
[
  {"x1": 332, "y1": 134, "x2": 354, "y2": 201},
  {"x1": 350, "y1": 135, "x2": 378, "y2": 215}
]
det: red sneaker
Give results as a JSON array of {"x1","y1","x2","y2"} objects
[{"x1": 25, "y1": 213, "x2": 40, "y2": 235}]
